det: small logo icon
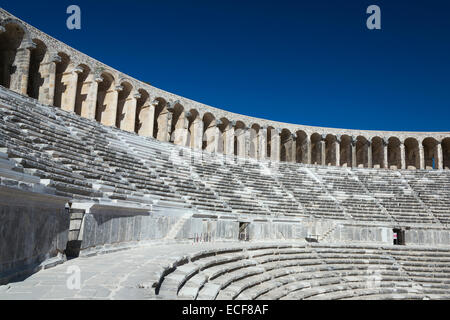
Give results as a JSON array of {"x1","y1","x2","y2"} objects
[{"x1": 66, "y1": 5, "x2": 81, "y2": 30}]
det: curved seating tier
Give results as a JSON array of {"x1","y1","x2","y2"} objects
[
  {"x1": 154, "y1": 243, "x2": 450, "y2": 300},
  {"x1": 0, "y1": 87, "x2": 449, "y2": 225}
]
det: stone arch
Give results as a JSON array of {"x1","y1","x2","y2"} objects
[
  {"x1": 442, "y1": 138, "x2": 450, "y2": 170},
  {"x1": 153, "y1": 97, "x2": 170, "y2": 141},
  {"x1": 53, "y1": 52, "x2": 71, "y2": 109},
  {"x1": 423, "y1": 137, "x2": 439, "y2": 170},
  {"x1": 202, "y1": 113, "x2": 217, "y2": 152},
  {"x1": 135, "y1": 89, "x2": 151, "y2": 136},
  {"x1": 74, "y1": 64, "x2": 91, "y2": 117},
  {"x1": 0, "y1": 20, "x2": 32, "y2": 93},
  {"x1": 404, "y1": 138, "x2": 420, "y2": 170},
  {"x1": 187, "y1": 109, "x2": 202, "y2": 150},
  {"x1": 26, "y1": 38, "x2": 48, "y2": 100},
  {"x1": 388, "y1": 137, "x2": 402, "y2": 169},
  {"x1": 95, "y1": 71, "x2": 116, "y2": 126},
  {"x1": 310, "y1": 133, "x2": 322, "y2": 165},
  {"x1": 295, "y1": 130, "x2": 308, "y2": 164},
  {"x1": 339, "y1": 135, "x2": 352, "y2": 167},
  {"x1": 325, "y1": 134, "x2": 337, "y2": 166},
  {"x1": 356, "y1": 136, "x2": 369, "y2": 168},
  {"x1": 371, "y1": 136, "x2": 384, "y2": 169}
]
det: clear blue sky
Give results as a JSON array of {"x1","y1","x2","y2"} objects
[{"x1": 2, "y1": 0, "x2": 450, "y2": 131}]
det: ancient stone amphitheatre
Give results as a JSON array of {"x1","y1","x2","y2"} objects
[{"x1": 0, "y1": 8, "x2": 450, "y2": 300}]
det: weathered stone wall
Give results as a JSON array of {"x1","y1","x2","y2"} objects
[{"x1": 0, "y1": 186, "x2": 70, "y2": 285}]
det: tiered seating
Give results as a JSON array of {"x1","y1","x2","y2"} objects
[
  {"x1": 111, "y1": 129, "x2": 231, "y2": 213},
  {"x1": 311, "y1": 166, "x2": 392, "y2": 222},
  {"x1": 1, "y1": 87, "x2": 449, "y2": 223},
  {"x1": 228, "y1": 161, "x2": 306, "y2": 217},
  {"x1": 383, "y1": 246, "x2": 450, "y2": 296},
  {"x1": 355, "y1": 169, "x2": 436, "y2": 224},
  {"x1": 155, "y1": 243, "x2": 450, "y2": 300},
  {"x1": 274, "y1": 162, "x2": 346, "y2": 220},
  {"x1": 189, "y1": 155, "x2": 270, "y2": 216},
  {"x1": 402, "y1": 170, "x2": 450, "y2": 224},
  {"x1": 0, "y1": 98, "x2": 100, "y2": 200}
]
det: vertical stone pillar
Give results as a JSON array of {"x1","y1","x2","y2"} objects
[
  {"x1": 258, "y1": 126, "x2": 267, "y2": 160},
  {"x1": 103, "y1": 85, "x2": 122, "y2": 127},
  {"x1": 10, "y1": 41, "x2": 35, "y2": 95},
  {"x1": 320, "y1": 134, "x2": 326, "y2": 166},
  {"x1": 223, "y1": 121, "x2": 235, "y2": 156},
  {"x1": 215, "y1": 120, "x2": 223, "y2": 153},
  {"x1": 121, "y1": 92, "x2": 139, "y2": 132},
  {"x1": 351, "y1": 136, "x2": 357, "y2": 168},
  {"x1": 39, "y1": 53, "x2": 61, "y2": 106},
  {"x1": 270, "y1": 128, "x2": 281, "y2": 162},
  {"x1": 418, "y1": 144, "x2": 425, "y2": 170},
  {"x1": 191, "y1": 117, "x2": 203, "y2": 150},
  {"x1": 235, "y1": 127, "x2": 247, "y2": 157},
  {"x1": 437, "y1": 142, "x2": 443, "y2": 170},
  {"x1": 335, "y1": 136, "x2": 341, "y2": 166},
  {"x1": 83, "y1": 74, "x2": 102, "y2": 120},
  {"x1": 367, "y1": 141, "x2": 372, "y2": 168},
  {"x1": 400, "y1": 142, "x2": 406, "y2": 170},
  {"x1": 383, "y1": 138, "x2": 389, "y2": 169},
  {"x1": 204, "y1": 120, "x2": 218, "y2": 153},
  {"x1": 173, "y1": 111, "x2": 190, "y2": 146},
  {"x1": 289, "y1": 134, "x2": 297, "y2": 163},
  {"x1": 306, "y1": 137, "x2": 311, "y2": 164},
  {"x1": 63, "y1": 67, "x2": 82, "y2": 113}
]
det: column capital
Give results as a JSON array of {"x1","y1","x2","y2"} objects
[
  {"x1": 351, "y1": 136, "x2": 357, "y2": 146},
  {"x1": 49, "y1": 53, "x2": 62, "y2": 63},
  {"x1": 321, "y1": 133, "x2": 327, "y2": 141},
  {"x1": 366, "y1": 140, "x2": 371, "y2": 147},
  {"x1": 21, "y1": 40, "x2": 36, "y2": 50},
  {"x1": 291, "y1": 133, "x2": 297, "y2": 140},
  {"x1": 215, "y1": 119, "x2": 223, "y2": 126},
  {"x1": 72, "y1": 67, "x2": 83, "y2": 75},
  {"x1": 185, "y1": 111, "x2": 192, "y2": 118},
  {"x1": 151, "y1": 99, "x2": 160, "y2": 106},
  {"x1": 382, "y1": 138, "x2": 389, "y2": 146},
  {"x1": 115, "y1": 85, "x2": 124, "y2": 92},
  {"x1": 94, "y1": 75, "x2": 104, "y2": 83},
  {"x1": 133, "y1": 92, "x2": 142, "y2": 99}
]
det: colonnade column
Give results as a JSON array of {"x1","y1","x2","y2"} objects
[
  {"x1": 270, "y1": 128, "x2": 280, "y2": 162},
  {"x1": 223, "y1": 121, "x2": 235, "y2": 156},
  {"x1": 320, "y1": 134, "x2": 326, "y2": 166},
  {"x1": 191, "y1": 117, "x2": 203, "y2": 150},
  {"x1": 351, "y1": 136, "x2": 357, "y2": 168},
  {"x1": 367, "y1": 141, "x2": 372, "y2": 168},
  {"x1": 102, "y1": 85, "x2": 121, "y2": 127},
  {"x1": 83, "y1": 74, "x2": 102, "y2": 120},
  {"x1": 400, "y1": 142, "x2": 406, "y2": 170},
  {"x1": 258, "y1": 126, "x2": 267, "y2": 160},
  {"x1": 335, "y1": 136, "x2": 341, "y2": 166},
  {"x1": 419, "y1": 144, "x2": 425, "y2": 170},
  {"x1": 10, "y1": 40, "x2": 35, "y2": 95},
  {"x1": 63, "y1": 67, "x2": 82, "y2": 113},
  {"x1": 383, "y1": 138, "x2": 389, "y2": 169},
  {"x1": 39, "y1": 53, "x2": 61, "y2": 106},
  {"x1": 437, "y1": 142, "x2": 443, "y2": 170}
]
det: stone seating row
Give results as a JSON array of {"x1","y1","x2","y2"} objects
[{"x1": 155, "y1": 243, "x2": 450, "y2": 300}]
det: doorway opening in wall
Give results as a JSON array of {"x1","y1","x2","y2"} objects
[
  {"x1": 393, "y1": 228, "x2": 405, "y2": 245},
  {"x1": 239, "y1": 222, "x2": 250, "y2": 241}
]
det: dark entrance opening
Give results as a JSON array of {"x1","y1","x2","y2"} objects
[
  {"x1": 239, "y1": 222, "x2": 250, "y2": 241},
  {"x1": 393, "y1": 228, "x2": 405, "y2": 245}
]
